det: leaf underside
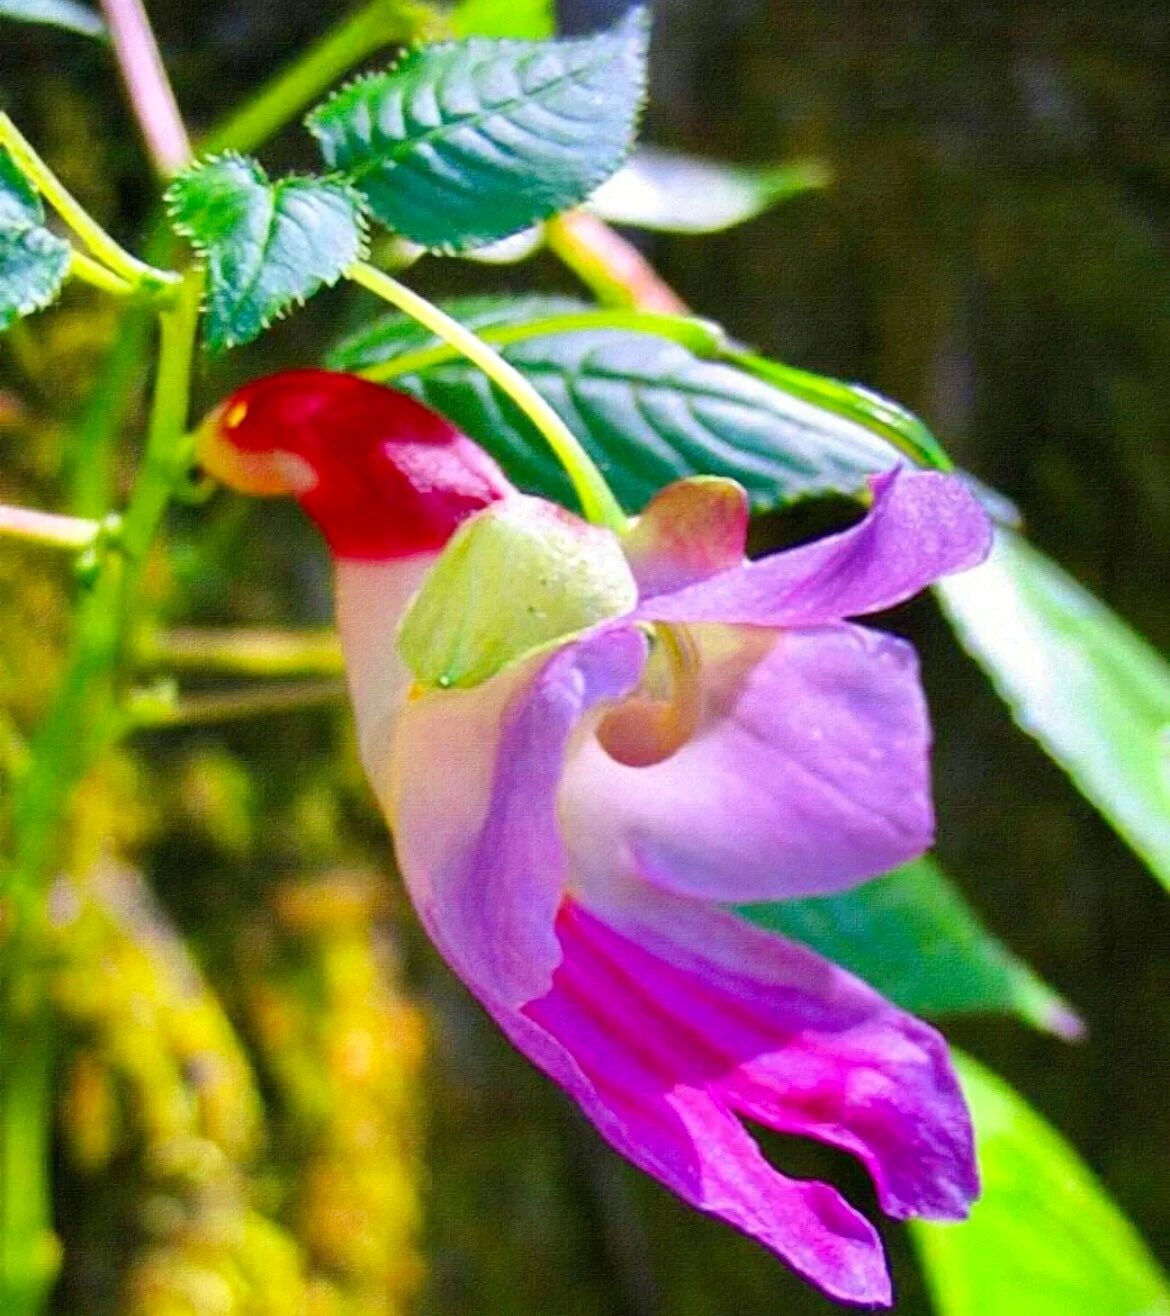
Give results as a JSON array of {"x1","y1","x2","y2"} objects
[
  {"x1": 166, "y1": 154, "x2": 366, "y2": 351},
  {"x1": 307, "y1": 10, "x2": 649, "y2": 251},
  {"x1": 0, "y1": 0, "x2": 105, "y2": 37}
]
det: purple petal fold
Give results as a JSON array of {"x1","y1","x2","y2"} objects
[
  {"x1": 562, "y1": 622, "x2": 934, "y2": 902},
  {"x1": 473, "y1": 890, "x2": 977, "y2": 1307},
  {"x1": 389, "y1": 625, "x2": 648, "y2": 1008},
  {"x1": 639, "y1": 468, "x2": 992, "y2": 629},
  {"x1": 622, "y1": 477, "x2": 749, "y2": 597}
]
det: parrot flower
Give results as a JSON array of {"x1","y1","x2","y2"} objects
[{"x1": 199, "y1": 369, "x2": 991, "y2": 1306}]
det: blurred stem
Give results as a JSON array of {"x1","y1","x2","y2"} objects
[
  {"x1": 98, "y1": 0, "x2": 191, "y2": 176},
  {"x1": 201, "y1": 0, "x2": 443, "y2": 156},
  {"x1": 0, "y1": 505, "x2": 102, "y2": 551},
  {"x1": 0, "y1": 1001, "x2": 57, "y2": 1314},
  {"x1": 348, "y1": 262, "x2": 629, "y2": 531},
  {"x1": 142, "y1": 627, "x2": 345, "y2": 678},
  {"x1": 130, "y1": 679, "x2": 347, "y2": 728},
  {"x1": 545, "y1": 212, "x2": 688, "y2": 313},
  {"x1": 0, "y1": 114, "x2": 179, "y2": 298},
  {"x1": 67, "y1": 305, "x2": 153, "y2": 517}
]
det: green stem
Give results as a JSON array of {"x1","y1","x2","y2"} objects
[
  {"x1": 69, "y1": 250, "x2": 135, "y2": 297},
  {"x1": 141, "y1": 626, "x2": 345, "y2": 678},
  {"x1": 0, "y1": 114, "x2": 179, "y2": 298},
  {"x1": 348, "y1": 262, "x2": 629, "y2": 531},
  {"x1": 0, "y1": 999, "x2": 58, "y2": 1314},
  {"x1": 0, "y1": 505, "x2": 101, "y2": 551},
  {"x1": 130, "y1": 679, "x2": 347, "y2": 728},
  {"x1": 200, "y1": 0, "x2": 442, "y2": 157},
  {"x1": 358, "y1": 309, "x2": 722, "y2": 383}
]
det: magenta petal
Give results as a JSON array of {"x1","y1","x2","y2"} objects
[
  {"x1": 390, "y1": 625, "x2": 647, "y2": 1008},
  {"x1": 562, "y1": 622, "x2": 934, "y2": 902},
  {"x1": 475, "y1": 894, "x2": 976, "y2": 1306},
  {"x1": 639, "y1": 468, "x2": 992, "y2": 628}
]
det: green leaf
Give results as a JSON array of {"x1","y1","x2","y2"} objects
[
  {"x1": 165, "y1": 155, "x2": 366, "y2": 351},
  {"x1": 0, "y1": 149, "x2": 71, "y2": 332},
  {"x1": 739, "y1": 857, "x2": 1078, "y2": 1035},
  {"x1": 329, "y1": 306, "x2": 927, "y2": 513},
  {"x1": 913, "y1": 1053, "x2": 1170, "y2": 1316},
  {"x1": 306, "y1": 10, "x2": 649, "y2": 252},
  {"x1": 0, "y1": 0, "x2": 105, "y2": 37},
  {"x1": 938, "y1": 529, "x2": 1170, "y2": 892},
  {"x1": 448, "y1": 0, "x2": 555, "y2": 39},
  {"x1": 589, "y1": 148, "x2": 831, "y2": 234}
]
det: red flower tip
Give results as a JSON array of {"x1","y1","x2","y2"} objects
[{"x1": 197, "y1": 369, "x2": 513, "y2": 560}]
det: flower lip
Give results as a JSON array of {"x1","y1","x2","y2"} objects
[{"x1": 196, "y1": 369, "x2": 514, "y2": 560}]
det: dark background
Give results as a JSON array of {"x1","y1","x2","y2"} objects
[{"x1": 3, "y1": 1, "x2": 1169, "y2": 1312}]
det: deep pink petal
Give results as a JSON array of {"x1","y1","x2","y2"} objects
[
  {"x1": 389, "y1": 625, "x2": 647, "y2": 1008},
  {"x1": 639, "y1": 469, "x2": 992, "y2": 628},
  {"x1": 562, "y1": 622, "x2": 934, "y2": 903},
  {"x1": 465, "y1": 893, "x2": 976, "y2": 1306},
  {"x1": 622, "y1": 477, "x2": 749, "y2": 597}
]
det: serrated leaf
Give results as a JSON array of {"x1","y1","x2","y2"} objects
[
  {"x1": 739, "y1": 857, "x2": 1078, "y2": 1036},
  {"x1": 913, "y1": 1053, "x2": 1170, "y2": 1316},
  {"x1": 330, "y1": 313, "x2": 929, "y2": 513},
  {"x1": 0, "y1": 0, "x2": 105, "y2": 37},
  {"x1": 938, "y1": 528, "x2": 1170, "y2": 893},
  {"x1": 590, "y1": 148, "x2": 831, "y2": 234},
  {"x1": 449, "y1": 0, "x2": 554, "y2": 39},
  {"x1": 166, "y1": 155, "x2": 366, "y2": 351},
  {"x1": 306, "y1": 10, "x2": 649, "y2": 251},
  {"x1": 0, "y1": 149, "x2": 71, "y2": 331}
]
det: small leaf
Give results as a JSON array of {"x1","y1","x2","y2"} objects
[
  {"x1": 306, "y1": 10, "x2": 649, "y2": 251},
  {"x1": 448, "y1": 0, "x2": 555, "y2": 39},
  {"x1": 938, "y1": 529, "x2": 1170, "y2": 893},
  {"x1": 0, "y1": 148, "x2": 71, "y2": 331},
  {"x1": 740, "y1": 857, "x2": 1079, "y2": 1036},
  {"x1": 0, "y1": 0, "x2": 105, "y2": 37},
  {"x1": 590, "y1": 148, "x2": 831, "y2": 234},
  {"x1": 331, "y1": 310, "x2": 928, "y2": 513},
  {"x1": 913, "y1": 1053, "x2": 1170, "y2": 1316},
  {"x1": 165, "y1": 154, "x2": 366, "y2": 351}
]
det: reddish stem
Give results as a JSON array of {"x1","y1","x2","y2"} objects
[{"x1": 99, "y1": 0, "x2": 191, "y2": 176}]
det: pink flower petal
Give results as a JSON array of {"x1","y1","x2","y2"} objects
[
  {"x1": 388, "y1": 626, "x2": 648, "y2": 1008},
  {"x1": 640, "y1": 468, "x2": 992, "y2": 628},
  {"x1": 469, "y1": 892, "x2": 976, "y2": 1306},
  {"x1": 562, "y1": 622, "x2": 934, "y2": 903}
]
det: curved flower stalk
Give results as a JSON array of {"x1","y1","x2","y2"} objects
[{"x1": 197, "y1": 369, "x2": 992, "y2": 1307}]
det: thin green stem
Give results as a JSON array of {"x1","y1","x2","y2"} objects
[
  {"x1": 0, "y1": 114, "x2": 179, "y2": 298},
  {"x1": 69, "y1": 250, "x2": 136, "y2": 297},
  {"x1": 129, "y1": 679, "x2": 347, "y2": 728},
  {"x1": 358, "y1": 309, "x2": 723, "y2": 383},
  {"x1": 141, "y1": 626, "x2": 345, "y2": 678},
  {"x1": 0, "y1": 999, "x2": 58, "y2": 1314},
  {"x1": 348, "y1": 262, "x2": 629, "y2": 531},
  {"x1": 200, "y1": 0, "x2": 442, "y2": 156},
  {"x1": 0, "y1": 505, "x2": 102, "y2": 551}
]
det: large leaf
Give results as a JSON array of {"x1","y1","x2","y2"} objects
[
  {"x1": 913, "y1": 1053, "x2": 1170, "y2": 1316},
  {"x1": 740, "y1": 857, "x2": 1078, "y2": 1036},
  {"x1": 938, "y1": 529, "x2": 1170, "y2": 892},
  {"x1": 165, "y1": 154, "x2": 366, "y2": 351},
  {"x1": 448, "y1": 0, "x2": 555, "y2": 39},
  {"x1": 0, "y1": 0, "x2": 104, "y2": 37},
  {"x1": 306, "y1": 11, "x2": 649, "y2": 252},
  {"x1": 328, "y1": 303, "x2": 929, "y2": 513},
  {"x1": 0, "y1": 148, "x2": 71, "y2": 331},
  {"x1": 589, "y1": 147, "x2": 831, "y2": 234}
]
